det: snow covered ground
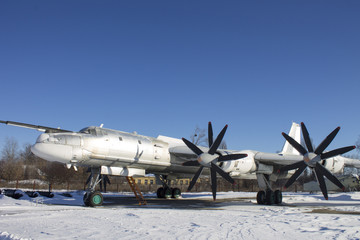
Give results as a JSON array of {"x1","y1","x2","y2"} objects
[{"x1": 1, "y1": 190, "x2": 360, "y2": 240}]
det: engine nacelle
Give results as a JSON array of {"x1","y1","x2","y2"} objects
[
  {"x1": 322, "y1": 157, "x2": 344, "y2": 174},
  {"x1": 220, "y1": 150, "x2": 256, "y2": 175}
]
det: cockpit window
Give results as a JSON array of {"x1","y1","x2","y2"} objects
[
  {"x1": 80, "y1": 128, "x2": 89, "y2": 133},
  {"x1": 79, "y1": 127, "x2": 97, "y2": 135},
  {"x1": 95, "y1": 128, "x2": 108, "y2": 136}
]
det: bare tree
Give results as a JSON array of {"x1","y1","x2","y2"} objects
[
  {"x1": 219, "y1": 141, "x2": 227, "y2": 150},
  {"x1": 190, "y1": 125, "x2": 228, "y2": 149},
  {"x1": 1, "y1": 137, "x2": 19, "y2": 162},
  {"x1": 0, "y1": 137, "x2": 24, "y2": 181},
  {"x1": 190, "y1": 126, "x2": 207, "y2": 146},
  {"x1": 20, "y1": 144, "x2": 48, "y2": 179}
]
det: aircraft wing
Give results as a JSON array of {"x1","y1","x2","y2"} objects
[
  {"x1": 254, "y1": 152, "x2": 304, "y2": 166},
  {"x1": 0, "y1": 120, "x2": 73, "y2": 133},
  {"x1": 169, "y1": 145, "x2": 206, "y2": 161}
]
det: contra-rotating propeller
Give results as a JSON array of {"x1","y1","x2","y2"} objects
[
  {"x1": 182, "y1": 122, "x2": 247, "y2": 200},
  {"x1": 279, "y1": 122, "x2": 356, "y2": 200}
]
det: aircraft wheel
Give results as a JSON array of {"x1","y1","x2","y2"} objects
[
  {"x1": 274, "y1": 190, "x2": 282, "y2": 204},
  {"x1": 266, "y1": 190, "x2": 275, "y2": 205},
  {"x1": 83, "y1": 192, "x2": 90, "y2": 206},
  {"x1": 164, "y1": 187, "x2": 172, "y2": 199},
  {"x1": 157, "y1": 187, "x2": 165, "y2": 198},
  {"x1": 172, "y1": 188, "x2": 181, "y2": 199},
  {"x1": 88, "y1": 191, "x2": 103, "y2": 207},
  {"x1": 256, "y1": 191, "x2": 266, "y2": 204}
]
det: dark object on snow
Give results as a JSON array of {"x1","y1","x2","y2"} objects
[
  {"x1": 38, "y1": 191, "x2": 55, "y2": 198},
  {"x1": 25, "y1": 191, "x2": 39, "y2": 198},
  {"x1": 3, "y1": 189, "x2": 24, "y2": 199}
]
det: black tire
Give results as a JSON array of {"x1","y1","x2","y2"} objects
[
  {"x1": 256, "y1": 191, "x2": 266, "y2": 204},
  {"x1": 83, "y1": 192, "x2": 90, "y2": 206},
  {"x1": 266, "y1": 190, "x2": 275, "y2": 205},
  {"x1": 164, "y1": 187, "x2": 172, "y2": 199},
  {"x1": 157, "y1": 187, "x2": 165, "y2": 198},
  {"x1": 88, "y1": 191, "x2": 103, "y2": 207},
  {"x1": 274, "y1": 190, "x2": 282, "y2": 204},
  {"x1": 172, "y1": 188, "x2": 181, "y2": 199}
]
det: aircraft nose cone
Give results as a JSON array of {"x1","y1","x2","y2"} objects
[{"x1": 31, "y1": 143, "x2": 73, "y2": 164}]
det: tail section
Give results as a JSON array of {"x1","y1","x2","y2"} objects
[{"x1": 280, "y1": 122, "x2": 301, "y2": 155}]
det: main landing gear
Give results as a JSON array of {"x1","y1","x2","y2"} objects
[
  {"x1": 83, "y1": 167, "x2": 104, "y2": 207},
  {"x1": 256, "y1": 173, "x2": 282, "y2": 205},
  {"x1": 256, "y1": 189, "x2": 282, "y2": 205},
  {"x1": 155, "y1": 175, "x2": 182, "y2": 199}
]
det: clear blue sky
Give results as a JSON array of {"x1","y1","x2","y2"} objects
[{"x1": 0, "y1": 1, "x2": 359, "y2": 154}]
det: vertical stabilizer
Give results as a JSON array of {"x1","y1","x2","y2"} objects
[{"x1": 280, "y1": 122, "x2": 301, "y2": 155}]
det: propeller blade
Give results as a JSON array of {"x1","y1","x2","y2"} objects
[
  {"x1": 210, "y1": 167, "x2": 217, "y2": 201},
  {"x1": 187, "y1": 166, "x2": 204, "y2": 191},
  {"x1": 314, "y1": 167, "x2": 328, "y2": 200},
  {"x1": 314, "y1": 127, "x2": 340, "y2": 154},
  {"x1": 182, "y1": 138, "x2": 203, "y2": 156},
  {"x1": 320, "y1": 146, "x2": 356, "y2": 160},
  {"x1": 282, "y1": 132, "x2": 307, "y2": 155},
  {"x1": 218, "y1": 153, "x2": 248, "y2": 162},
  {"x1": 208, "y1": 122, "x2": 213, "y2": 148},
  {"x1": 211, "y1": 163, "x2": 235, "y2": 184},
  {"x1": 284, "y1": 164, "x2": 307, "y2": 189},
  {"x1": 301, "y1": 122, "x2": 314, "y2": 153},
  {"x1": 279, "y1": 161, "x2": 307, "y2": 173},
  {"x1": 182, "y1": 161, "x2": 200, "y2": 166},
  {"x1": 208, "y1": 125, "x2": 228, "y2": 155},
  {"x1": 315, "y1": 163, "x2": 345, "y2": 191}
]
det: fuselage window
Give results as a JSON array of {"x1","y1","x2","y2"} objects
[
  {"x1": 119, "y1": 137, "x2": 123, "y2": 141},
  {"x1": 138, "y1": 140, "x2": 142, "y2": 144}
]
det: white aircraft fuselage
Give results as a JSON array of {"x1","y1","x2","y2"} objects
[
  {"x1": 31, "y1": 126, "x2": 260, "y2": 178},
  {"x1": 30, "y1": 125, "x2": 348, "y2": 180}
]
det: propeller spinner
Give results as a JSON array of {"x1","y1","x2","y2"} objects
[
  {"x1": 279, "y1": 122, "x2": 355, "y2": 200},
  {"x1": 182, "y1": 122, "x2": 247, "y2": 200}
]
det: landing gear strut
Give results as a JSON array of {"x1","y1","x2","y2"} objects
[
  {"x1": 84, "y1": 167, "x2": 104, "y2": 207},
  {"x1": 155, "y1": 175, "x2": 182, "y2": 199},
  {"x1": 256, "y1": 173, "x2": 282, "y2": 205}
]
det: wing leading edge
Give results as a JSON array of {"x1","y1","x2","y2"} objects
[{"x1": 0, "y1": 120, "x2": 72, "y2": 133}]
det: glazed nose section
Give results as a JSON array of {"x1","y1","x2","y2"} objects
[{"x1": 31, "y1": 142, "x2": 73, "y2": 164}]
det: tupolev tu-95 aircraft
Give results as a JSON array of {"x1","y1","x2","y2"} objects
[{"x1": 1, "y1": 120, "x2": 359, "y2": 207}]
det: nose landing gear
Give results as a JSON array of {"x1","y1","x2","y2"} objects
[
  {"x1": 83, "y1": 167, "x2": 104, "y2": 207},
  {"x1": 84, "y1": 191, "x2": 104, "y2": 207}
]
